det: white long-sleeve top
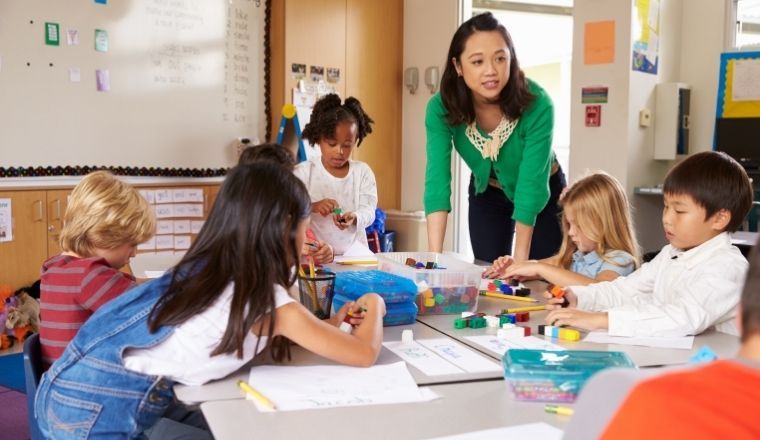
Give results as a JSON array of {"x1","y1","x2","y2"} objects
[
  {"x1": 570, "y1": 232, "x2": 745, "y2": 337},
  {"x1": 293, "y1": 157, "x2": 377, "y2": 255}
]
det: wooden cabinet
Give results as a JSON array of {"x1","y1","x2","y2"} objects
[
  {"x1": 0, "y1": 181, "x2": 221, "y2": 291},
  {"x1": 0, "y1": 190, "x2": 53, "y2": 290}
]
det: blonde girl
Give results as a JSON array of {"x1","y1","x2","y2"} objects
[{"x1": 484, "y1": 172, "x2": 639, "y2": 286}]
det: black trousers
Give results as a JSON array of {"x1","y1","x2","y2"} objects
[{"x1": 468, "y1": 167, "x2": 566, "y2": 263}]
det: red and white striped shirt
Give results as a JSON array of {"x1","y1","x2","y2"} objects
[{"x1": 39, "y1": 254, "x2": 135, "y2": 366}]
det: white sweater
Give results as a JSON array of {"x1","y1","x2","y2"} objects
[
  {"x1": 571, "y1": 232, "x2": 746, "y2": 337},
  {"x1": 294, "y1": 157, "x2": 378, "y2": 255}
]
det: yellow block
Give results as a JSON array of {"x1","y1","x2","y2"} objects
[{"x1": 559, "y1": 328, "x2": 580, "y2": 341}]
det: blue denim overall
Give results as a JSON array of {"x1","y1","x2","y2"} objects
[{"x1": 35, "y1": 273, "x2": 177, "y2": 439}]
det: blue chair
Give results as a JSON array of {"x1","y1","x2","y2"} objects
[{"x1": 23, "y1": 333, "x2": 43, "y2": 440}]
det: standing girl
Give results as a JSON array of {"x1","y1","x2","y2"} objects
[
  {"x1": 35, "y1": 162, "x2": 385, "y2": 438},
  {"x1": 425, "y1": 12, "x2": 565, "y2": 263},
  {"x1": 484, "y1": 172, "x2": 639, "y2": 286},
  {"x1": 294, "y1": 94, "x2": 377, "y2": 255}
]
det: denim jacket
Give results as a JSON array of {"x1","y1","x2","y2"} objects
[{"x1": 35, "y1": 273, "x2": 177, "y2": 439}]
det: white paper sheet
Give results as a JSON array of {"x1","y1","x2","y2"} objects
[
  {"x1": 415, "y1": 338, "x2": 501, "y2": 373},
  {"x1": 155, "y1": 204, "x2": 174, "y2": 218},
  {"x1": 246, "y1": 362, "x2": 436, "y2": 411},
  {"x1": 383, "y1": 340, "x2": 463, "y2": 376},
  {"x1": 157, "y1": 220, "x2": 174, "y2": 235},
  {"x1": 464, "y1": 335, "x2": 565, "y2": 358},
  {"x1": 584, "y1": 331, "x2": 694, "y2": 350},
  {"x1": 340, "y1": 240, "x2": 376, "y2": 258},
  {"x1": 154, "y1": 189, "x2": 172, "y2": 204},
  {"x1": 174, "y1": 220, "x2": 191, "y2": 234},
  {"x1": 430, "y1": 423, "x2": 563, "y2": 440},
  {"x1": 174, "y1": 235, "x2": 191, "y2": 250},
  {"x1": 732, "y1": 58, "x2": 760, "y2": 101}
]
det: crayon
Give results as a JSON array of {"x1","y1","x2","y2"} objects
[
  {"x1": 501, "y1": 305, "x2": 547, "y2": 314},
  {"x1": 479, "y1": 291, "x2": 538, "y2": 303},
  {"x1": 545, "y1": 404, "x2": 574, "y2": 416},
  {"x1": 238, "y1": 380, "x2": 277, "y2": 410}
]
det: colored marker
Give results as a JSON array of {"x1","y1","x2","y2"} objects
[
  {"x1": 479, "y1": 291, "x2": 538, "y2": 303},
  {"x1": 545, "y1": 404, "x2": 574, "y2": 416},
  {"x1": 238, "y1": 380, "x2": 277, "y2": 410},
  {"x1": 501, "y1": 305, "x2": 547, "y2": 314}
]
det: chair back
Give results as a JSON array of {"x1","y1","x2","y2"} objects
[{"x1": 23, "y1": 333, "x2": 43, "y2": 440}]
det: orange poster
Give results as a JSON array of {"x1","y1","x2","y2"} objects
[{"x1": 584, "y1": 21, "x2": 615, "y2": 65}]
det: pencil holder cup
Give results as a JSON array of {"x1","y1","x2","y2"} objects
[{"x1": 297, "y1": 270, "x2": 336, "y2": 320}]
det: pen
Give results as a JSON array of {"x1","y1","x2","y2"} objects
[
  {"x1": 545, "y1": 404, "x2": 574, "y2": 416},
  {"x1": 479, "y1": 291, "x2": 538, "y2": 303},
  {"x1": 501, "y1": 305, "x2": 547, "y2": 313},
  {"x1": 238, "y1": 380, "x2": 277, "y2": 410}
]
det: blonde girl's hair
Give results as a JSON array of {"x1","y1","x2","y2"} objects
[
  {"x1": 59, "y1": 171, "x2": 156, "y2": 256},
  {"x1": 556, "y1": 172, "x2": 640, "y2": 270}
]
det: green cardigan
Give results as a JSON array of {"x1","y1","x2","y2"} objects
[{"x1": 424, "y1": 79, "x2": 554, "y2": 226}]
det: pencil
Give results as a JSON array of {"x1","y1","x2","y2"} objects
[
  {"x1": 545, "y1": 404, "x2": 574, "y2": 416},
  {"x1": 479, "y1": 291, "x2": 538, "y2": 303},
  {"x1": 501, "y1": 305, "x2": 547, "y2": 314},
  {"x1": 308, "y1": 257, "x2": 316, "y2": 278},
  {"x1": 238, "y1": 380, "x2": 277, "y2": 410}
]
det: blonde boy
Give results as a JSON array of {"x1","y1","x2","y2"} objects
[
  {"x1": 546, "y1": 151, "x2": 753, "y2": 337},
  {"x1": 40, "y1": 171, "x2": 155, "y2": 365}
]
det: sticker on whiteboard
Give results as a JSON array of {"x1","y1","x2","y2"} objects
[
  {"x1": 94, "y1": 29, "x2": 109, "y2": 52},
  {"x1": 69, "y1": 68, "x2": 81, "y2": 83},
  {"x1": 67, "y1": 29, "x2": 80, "y2": 46},
  {"x1": 96, "y1": 69, "x2": 110, "y2": 92},
  {"x1": 45, "y1": 22, "x2": 60, "y2": 46},
  {"x1": 0, "y1": 198, "x2": 12, "y2": 242}
]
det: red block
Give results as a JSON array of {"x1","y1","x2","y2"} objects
[{"x1": 516, "y1": 312, "x2": 529, "y2": 322}]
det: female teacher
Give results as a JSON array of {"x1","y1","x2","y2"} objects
[{"x1": 424, "y1": 12, "x2": 565, "y2": 263}]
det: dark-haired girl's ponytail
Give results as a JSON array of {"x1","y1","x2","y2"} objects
[{"x1": 344, "y1": 97, "x2": 374, "y2": 146}]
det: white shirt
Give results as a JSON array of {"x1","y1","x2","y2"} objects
[
  {"x1": 293, "y1": 157, "x2": 378, "y2": 255},
  {"x1": 123, "y1": 283, "x2": 295, "y2": 386},
  {"x1": 571, "y1": 232, "x2": 746, "y2": 337}
]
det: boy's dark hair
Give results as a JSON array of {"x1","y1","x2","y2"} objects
[
  {"x1": 238, "y1": 143, "x2": 295, "y2": 170},
  {"x1": 301, "y1": 94, "x2": 374, "y2": 147},
  {"x1": 149, "y1": 162, "x2": 311, "y2": 361},
  {"x1": 439, "y1": 12, "x2": 534, "y2": 126},
  {"x1": 740, "y1": 235, "x2": 760, "y2": 341},
  {"x1": 663, "y1": 151, "x2": 752, "y2": 233}
]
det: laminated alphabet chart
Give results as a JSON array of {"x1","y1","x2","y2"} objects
[
  {"x1": 383, "y1": 338, "x2": 501, "y2": 376},
  {"x1": 137, "y1": 188, "x2": 205, "y2": 254},
  {"x1": 464, "y1": 334, "x2": 565, "y2": 359}
]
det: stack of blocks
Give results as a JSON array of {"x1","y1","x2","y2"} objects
[
  {"x1": 453, "y1": 312, "x2": 531, "y2": 337},
  {"x1": 484, "y1": 278, "x2": 531, "y2": 297},
  {"x1": 537, "y1": 325, "x2": 581, "y2": 341}
]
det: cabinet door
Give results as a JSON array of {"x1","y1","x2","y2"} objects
[
  {"x1": 204, "y1": 185, "x2": 221, "y2": 216},
  {"x1": 47, "y1": 189, "x2": 71, "y2": 257},
  {"x1": 0, "y1": 190, "x2": 48, "y2": 290}
]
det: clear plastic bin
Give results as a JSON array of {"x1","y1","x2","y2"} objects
[
  {"x1": 502, "y1": 349, "x2": 636, "y2": 402},
  {"x1": 376, "y1": 252, "x2": 483, "y2": 315}
]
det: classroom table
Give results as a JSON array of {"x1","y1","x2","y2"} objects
[
  {"x1": 199, "y1": 379, "x2": 569, "y2": 440},
  {"x1": 417, "y1": 288, "x2": 741, "y2": 367},
  {"x1": 174, "y1": 321, "x2": 504, "y2": 405}
]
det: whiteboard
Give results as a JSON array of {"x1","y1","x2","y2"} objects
[{"x1": 0, "y1": 0, "x2": 267, "y2": 169}]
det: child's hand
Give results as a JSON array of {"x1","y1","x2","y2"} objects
[
  {"x1": 545, "y1": 309, "x2": 608, "y2": 331},
  {"x1": 331, "y1": 301, "x2": 366, "y2": 327},
  {"x1": 302, "y1": 240, "x2": 334, "y2": 264},
  {"x1": 355, "y1": 293, "x2": 387, "y2": 318},
  {"x1": 502, "y1": 261, "x2": 544, "y2": 280},
  {"x1": 313, "y1": 199, "x2": 339, "y2": 216},
  {"x1": 333, "y1": 211, "x2": 356, "y2": 230},
  {"x1": 543, "y1": 287, "x2": 578, "y2": 309},
  {"x1": 482, "y1": 255, "x2": 515, "y2": 278}
]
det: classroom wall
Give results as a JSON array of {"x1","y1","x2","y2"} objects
[
  {"x1": 569, "y1": 0, "x2": 730, "y2": 253},
  {"x1": 400, "y1": 0, "x2": 461, "y2": 212}
]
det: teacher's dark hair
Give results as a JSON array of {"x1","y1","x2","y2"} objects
[{"x1": 440, "y1": 12, "x2": 534, "y2": 126}]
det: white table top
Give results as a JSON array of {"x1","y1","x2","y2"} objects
[
  {"x1": 418, "y1": 289, "x2": 740, "y2": 367},
  {"x1": 174, "y1": 322, "x2": 503, "y2": 405},
  {"x1": 200, "y1": 379, "x2": 570, "y2": 440}
]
